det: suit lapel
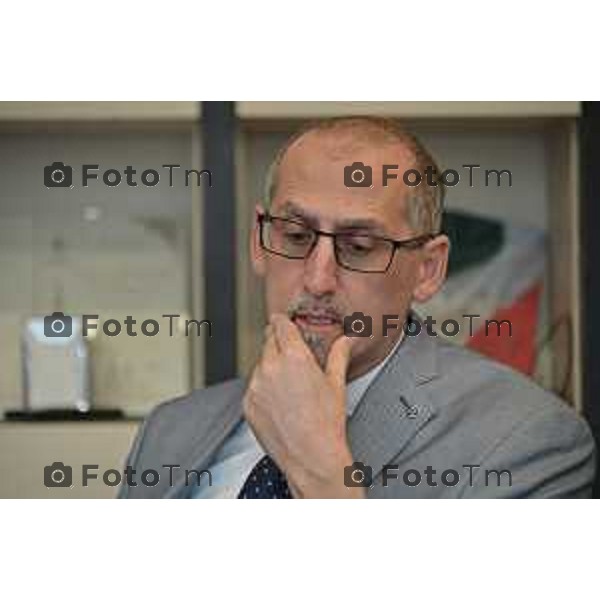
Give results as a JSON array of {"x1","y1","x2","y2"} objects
[
  {"x1": 347, "y1": 326, "x2": 439, "y2": 482},
  {"x1": 163, "y1": 382, "x2": 245, "y2": 498}
]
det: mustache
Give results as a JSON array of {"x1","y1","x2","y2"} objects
[{"x1": 286, "y1": 294, "x2": 345, "y2": 323}]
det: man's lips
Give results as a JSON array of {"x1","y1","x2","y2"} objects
[{"x1": 292, "y1": 312, "x2": 341, "y2": 329}]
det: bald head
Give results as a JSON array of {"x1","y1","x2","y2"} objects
[{"x1": 265, "y1": 116, "x2": 445, "y2": 234}]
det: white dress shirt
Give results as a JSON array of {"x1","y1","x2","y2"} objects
[{"x1": 191, "y1": 335, "x2": 404, "y2": 498}]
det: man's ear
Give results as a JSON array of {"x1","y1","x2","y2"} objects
[
  {"x1": 412, "y1": 234, "x2": 450, "y2": 303},
  {"x1": 250, "y1": 203, "x2": 267, "y2": 278}
]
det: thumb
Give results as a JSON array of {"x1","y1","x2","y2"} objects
[{"x1": 325, "y1": 334, "x2": 354, "y2": 388}]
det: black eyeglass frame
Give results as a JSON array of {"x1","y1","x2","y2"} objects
[{"x1": 257, "y1": 212, "x2": 438, "y2": 274}]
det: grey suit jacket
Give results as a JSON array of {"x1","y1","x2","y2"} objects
[{"x1": 119, "y1": 331, "x2": 595, "y2": 498}]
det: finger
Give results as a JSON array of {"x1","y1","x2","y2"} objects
[
  {"x1": 270, "y1": 312, "x2": 310, "y2": 356},
  {"x1": 325, "y1": 334, "x2": 354, "y2": 388}
]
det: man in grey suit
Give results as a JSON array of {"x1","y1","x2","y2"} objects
[{"x1": 120, "y1": 116, "x2": 595, "y2": 499}]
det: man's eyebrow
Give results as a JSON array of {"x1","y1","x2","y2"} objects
[
  {"x1": 277, "y1": 202, "x2": 327, "y2": 229},
  {"x1": 276, "y1": 201, "x2": 388, "y2": 235},
  {"x1": 278, "y1": 201, "x2": 314, "y2": 222},
  {"x1": 335, "y1": 218, "x2": 387, "y2": 234}
]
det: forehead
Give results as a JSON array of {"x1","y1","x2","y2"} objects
[{"x1": 271, "y1": 131, "x2": 416, "y2": 233}]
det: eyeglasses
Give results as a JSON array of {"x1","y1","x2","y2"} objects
[{"x1": 257, "y1": 212, "x2": 437, "y2": 273}]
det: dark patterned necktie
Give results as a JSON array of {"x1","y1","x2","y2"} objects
[{"x1": 237, "y1": 455, "x2": 292, "y2": 499}]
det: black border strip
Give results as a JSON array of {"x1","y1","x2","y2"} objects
[
  {"x1": 580, "y1": 102, "x2": 600, "y2": 497},
  {"x1": 201, "y1": 101, "x2": 237, "y2": 384}
]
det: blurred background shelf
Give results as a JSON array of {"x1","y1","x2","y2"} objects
[
  {"x1": 0, "y1": 421, "x2": 138, "y2": 498},
  {"x1": 0, "y1": 101, "x2": 200, "y2": 121},
  {"x1": 237, "y1": 101, "x2": 581, "y2": 120}
]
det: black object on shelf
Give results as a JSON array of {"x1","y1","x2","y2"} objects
[{"x1": 4, "y1": 408, "x2": 125, "y2": 421}]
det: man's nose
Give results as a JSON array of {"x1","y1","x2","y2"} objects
[{"x1": 303, "y1": 235, "x2": 339, "y2": 295}]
